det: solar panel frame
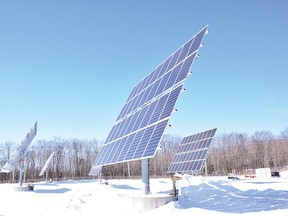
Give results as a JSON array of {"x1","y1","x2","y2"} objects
[
  {"x1": 167, "y1": 128, "x2": 217, "y2": 174},
  {"x1": 92, "y1": 26, "x2": 209, "y2": 167}
]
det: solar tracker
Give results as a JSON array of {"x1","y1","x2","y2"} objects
[
  {"x1": 92, "y1": 26, "x2": 209, "y2": 167},
  {"x1": 39, "y1": 152, "x2": 54, "y2": 176},
  {"x1": 167, "y1": 128, "x2": 217, "y2": 174},
  {"x1": 88, "y1": 165, "x2": 102, "y2": 177},
  {"x1": 1, "y1": 122, "x2": 38, "y2": 173}
]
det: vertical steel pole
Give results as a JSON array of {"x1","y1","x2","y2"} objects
[
  {"x1": 19, "y1": 160, "x2": 24, "y2": 186},
  {"x1": 141, "y1": 158, "x2": 150, "y2": 195}
]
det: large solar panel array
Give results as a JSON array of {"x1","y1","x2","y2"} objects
[
  {"x1": 92, "y1": 26, "x2": 209, "y2": 167},
  {"x1": 167, "y1": 128, "x2": 217, "y2": 174}
]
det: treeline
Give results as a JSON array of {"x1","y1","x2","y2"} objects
[
  {"x1": 207, "y1": 128, "x2": 288, "y2": 175},
  {"x1": 0, "y1": 128, "x2": 288, "y2": 182}
]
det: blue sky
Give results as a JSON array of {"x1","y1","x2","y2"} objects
[{"x1": 1, "y1": 0, "x2": 287, "y2": 144}]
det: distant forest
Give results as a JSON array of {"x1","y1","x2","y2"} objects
[{"x1": 0, "y1": 128, "x2": 288, "y2": 182}]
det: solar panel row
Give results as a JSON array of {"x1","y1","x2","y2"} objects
[
  {"x1": 105, "y1": 85, "x2": 183, "y2": 144},
  {"x1": 94, "y1": 119, "x2": 168, "y2": 165},
  {"x1": 167, "y1": 128, "x2": 217, "y2": 174},
  {"x1": 125, "y1": 26, "x2": 208, "y2": 107},
  {"x1": 92, "y1": 26, "x2": 209, "y2": 167},
  {"x1": 171, "y1": 160, "x2": 204, "y2": 173}
]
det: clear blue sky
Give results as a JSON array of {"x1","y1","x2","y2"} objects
[{"x1": 1, "y1": 0, "x2": 287, "y2": 144}]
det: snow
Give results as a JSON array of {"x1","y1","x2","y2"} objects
[{"x1": 1, "y1": 172, "x2": 288, "y2": 216}]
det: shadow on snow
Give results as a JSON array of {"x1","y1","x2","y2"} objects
[{"x1": 176, "y1": 180, "x2": 288, "y2": 213}]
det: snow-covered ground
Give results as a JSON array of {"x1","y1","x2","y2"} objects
[{"x1": 1, "y1": 172, "x2": 288, "y2": 216}]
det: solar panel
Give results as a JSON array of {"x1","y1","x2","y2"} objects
[
  {"x1": 39, "y1": 152, "x2": 54, "y2": 176},
  {"x1": 167, "y1": 128, "x2": 217, "y2": 174},
  {"x1": 88, "y1": 165, "x2": 102, "y2": 177},
  {"x1": 92, "y1": 26, "x2": 209, "y2": 167},
  {"x1": 1, "y1": 122, "x2": 37, "y2": 173}
]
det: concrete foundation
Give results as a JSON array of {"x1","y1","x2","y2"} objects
[
  {"x1": 14, "y1": 185, "x2": 33, "y2": 192},
  {"x1": 119, "y1": 193, "x2": 173, "y2": 211}
]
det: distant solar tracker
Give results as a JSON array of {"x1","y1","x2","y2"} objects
[
  {"x1": 92, "y1": 26, "x2": 209, "y2": 168},
  {"x1": 1, "y1": 122, "x2": 38, "y2": 173},
  {"x1": 88, "y1": 165, "x2": 102, "y2": 177},
  {"x1": 167, "y1": 128, "x2": 217, "y2": 174},
  {"x1": 39, "y1": 152, "x2": 54, "y2": 176}
]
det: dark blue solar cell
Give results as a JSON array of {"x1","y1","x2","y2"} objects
[
  {"x1": 113, "y1": 121, "x2": 124, "y2": 141},
  {"x1": 104, "y1": 124, "x2": 116, "y2": 143},
  {"x1": 140, "y1": 100, "x2": 157, "y2": 127},
  {"x1": 129, "y1": 92, "x2": 144, "y2": 114},
  {"x1": 107, "y1": 140, "x2": 121, "y2": 164},
  {"x1": 117, "y1": 133, "x2": 136, "y2": 162},
  {"x1": 184, "y1": 152, "x2": 190, "y2": 161},
  {"x1": 140, "y1": 75, "x2": 151, "y2": 92},
  {"x1": 175, "y1": 53, "x2": 196, "y2": 84},
  {"x1": 164, "y1": 63, "x2": 183, "y2": 91},
  {"x1": 188, "y1": 27, "x2": 207, "y2": 57},
  {"x1": 174, "y1": 154, "x2": 180, "y2": 162},
  {"x1": 150, "y1": 79, "x2": 162, "y2": 99},
  {"x1": 139, "y1": 85, "x2": 152, "y2": 106},
  {"x1": 187, "y1": 143, "x2": 194, "y2": 152},
  {"x1": 153, "y1": 63, "x2": 165, "y2": 81},
  {"x1": 205, "y1": 138, "x2": 213, "y2": 148},
  {"x1": 160, "y1": 55, "x2": 173, "y2": 76},
  {"x1": 143, "y1": 120, "x2": 168, "y2": 157},
  {"x1": 166, "y1": 48, "x2": 182, "y2": 72},
  {"x1": 177, "y1": 37, "x2": 194, "y2": 64},
  {"x1": 188, "y1": 134, "x2": 194, "y2": 143},
  {"x1": 178, "y1": 145, "x2": 185, "y2": 153},
  {"x1": 202, "y1": 131, "x2": 209, "y2": 139},
  {"x1": 193, "y1": 141, "x2": 201, "y2": 150},
  {"x1": 188, "y1": 152, "x2": 195, "y2": 161},
  {"x1": 139, "y1": 105, "x2": 150, "y2": 129},
  {"x1": 199, "y1": 140, "x2": 206, "y2": 149},
  {"x1": 126, "y1": 110, "x2": 141, "y2": 134},
  {"x1": 101, "y1": 141, "x2": 115, "y2": 164},
  {"x1": 148, "y1": 93, "x2": 169, "y2": 125},
  {"x1": 145, "y1": 72, "x2": 154, "y2": 87},
  {"x1": 183, "y1": 144, "x2": 189, "y2": 153},
  {"x1": 115, "y1": 122, "x2": 125, "y2": 139},
  {"x1": 112, "y1": 136, "x2": 128, "y2": 163},
  {"x1": 133, "y1": 125, "x2": 156, "y2": 159},
  {"x1": 155, "y1": 73, "x2": 170, "y2": 96},
  {"x1": 119, "y1": 98, "x2": 137, "y2": 120},
  {"x1": 139, "y1": 105, "x2": 153, "y2": 129},
  {"x1": 125, "y1": 129, "x2": 145, "y2": 160},
  {"x1": 211, "y1": 128, "x2": 217, "y2": 137},
  {"x1": 160, "y1": 85, "x2": 182, "y2": 120},
  {"x1": 181, "y1": 137, "x2": 188, "y2": 144},
  {"x1": 178, "y1": 163, "x2": 185, "y2": 172},
  {"x1": 135, "y1": 79, "x2": 146, "y2": 97},
  {"x1": 126, "y1": 84, "x2": 138, "y2": 104},
  {"x1": 131, "y1": 108, "x2": 147, "y2": 132},
  {"x1": 120, "y1": 115, "x2": 133, "y2": 137},
  {"x1": 138, "y1": 88, "x2": 151, "y2": 109}
]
